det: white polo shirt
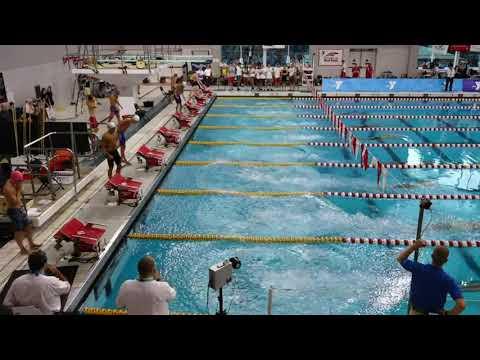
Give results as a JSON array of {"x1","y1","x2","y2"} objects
[
  {"x1": 3, "y1": 273, "x2": 71, "y2": 314},
  {"x1": 116, "y1": 279, "x2": 176, "y2": 315},
  {"x1": 447, "y1": 67, "x2": 456, "y2": 78},
  {"x1": 204, "y1": 68, "x2": 212, "y2": 77}
]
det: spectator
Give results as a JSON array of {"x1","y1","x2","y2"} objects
[
  {"x1": 116, "y1": 256, "x2": 176, "y2": 315},
  {"x1": 274, "y1": 65, "x2": 282, "y2": 87},
  {"x1": 3, "y1": 250, "x2": 71, "y2": 314},
  {"x1": 340, "y1": 60, "x2": 347, "y2": 78},
  {"x1": 195, "y1": 66, "x2": 204, "y2": 83},
  {"x1": 351, "y1": 62, "x2": 361, "y2": 78},
  {"x1": 235, "y1": 63, "x2": 242, "y2": 89},
  {"x1": 204, "y1": 64, "x2": 212, "y2": 86},
  {"x1": 265, "y1": 65, "x2": 273, "y2": 90},
  {"x1": 397, "y1": 241, "x2": 466, "y2": 315},
  {"x1": 288, "y1": 65, "x2": 296, "y2": 89},
  {"x1": 445, "y1": 63, "x2": 455, "y2": 92}
]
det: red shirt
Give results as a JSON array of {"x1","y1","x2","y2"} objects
[
  {"x1": 365, "y1": 64, "x2": 373, "y2": 78},
  {"x1": 352, "y1": 65, "x2": 361, "y2": 78}
]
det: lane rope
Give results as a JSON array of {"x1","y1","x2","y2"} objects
[
  {"x1": 295, "y1": 104, "x2": 480, "y2": 110},
  {"x1": 127, "y1": 232, "x2": 480, "y2": 248},
  {"x1": 189, "y1": 140, "x2": 480, "y2": 148},
  {"x1": 81, "y1": 307, "x2": 206, "y2": 315},
  {"x1": 299, "y1": 114, "x2": 480, "y2": 120},
  {"x1": 198, "y1": 125, "x2": 480, "y2": 132},
  {"x1": 174, "y1": 160, "x2": 480, "y2": 169},
  {"x1": 157, "y1": 188, "x2": 480, "y2": 200}
]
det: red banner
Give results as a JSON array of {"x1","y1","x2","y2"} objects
[{"x1": 448, "y1": 45, "x2": 471, "y2": 53}]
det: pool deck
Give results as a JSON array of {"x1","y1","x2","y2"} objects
[{"x1": 0, "y1": 89, "x2": 199, "y2": 311}]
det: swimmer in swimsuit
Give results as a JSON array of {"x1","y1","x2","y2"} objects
[
  {"x1": 117, "y1": 115, "x2": 140, "y2": 165},
  {"x1": 102, "y1": 122, "x2": 122, "y2": 178},
  {"x1": 108, "y1": 92, "x2": 123, "y2": 123}
]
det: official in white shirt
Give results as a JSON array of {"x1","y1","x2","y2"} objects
[
  {"x1": 445, "y1": 63, "x2": 456, "y2": 92},
  {"x1": 3, "y1": 250, "x2": 71, "y2": 314},
  {"x1": 203, "y1": 65, "x2": 212, "y2": 86},
  {"x1": 116, "y1": 256, "x2": 176, "y2": 315}
]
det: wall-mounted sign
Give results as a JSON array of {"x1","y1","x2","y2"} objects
[
  {"x1": 448, "y1": 45, "x2": 471, "y2": 53},
  {"x1": 432, "y1": 45, "x2": 449, "y2": 55},
  {"x1": 469, "y1": 45, "x2": 480, "y2": 53},
  {"x1": 318, "y1": 49, "x2": 343, "y2": 66}
]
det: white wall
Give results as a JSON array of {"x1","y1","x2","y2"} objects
[
  {"x1": 310, "y1": 45, "x2": 419, "y2": 78},
  {"x1": 0, "y1": 45, "x2": 74, "y2": 108}
]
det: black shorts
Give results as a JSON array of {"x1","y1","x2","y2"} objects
[
  {"x1": 106, "y1": 149, "x2": 121, "y2": 168},
  {"x1": 174, "y1": 94, "x2": 182, "y2": 104},
  {"x1": 7, "y1": 208, "x2": 32, "y2": 231}
]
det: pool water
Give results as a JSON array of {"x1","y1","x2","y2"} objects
[{"x1": 81, "y1": 97, "x2": 480, "y2": 315}]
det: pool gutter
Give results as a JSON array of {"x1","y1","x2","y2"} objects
[{"x1": 65, "y1": 96, "x2": 217, "y2": 312}]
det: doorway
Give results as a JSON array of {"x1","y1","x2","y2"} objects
[{"x1": 348, "y1": 49, "x2": 377, "y2": 77}]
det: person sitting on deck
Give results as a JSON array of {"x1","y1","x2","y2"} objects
[
  {"x1": 3, "y1": 250, "x2": 70, "y2": 314},
  {"x1": 397, "y1": 241, "x2": 466, "y2": 315},
  {"x1": 116, "y1": 256, "x2": 176, "y2": 315}
]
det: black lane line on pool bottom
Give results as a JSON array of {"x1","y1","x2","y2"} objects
[
  {"x1": 436, "y1": 118, "x2": 478, "y2": 143},
  {"x1": 397, "y1": 118, "x2": 453, "y2": 163}
]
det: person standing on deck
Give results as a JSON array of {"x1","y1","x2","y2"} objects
[
  {"x1": 445, "y1": 63, "x2": 456, "y2": 92},
  {"x1": 107, "y1": 90, "x2": 123, "y2": 123},
  {"x1": 204, "y1": 64, "x2": 212, "y2": 86},
  {"x1": 116, "y1": 256, "x2": 176, "y2": 315},
  {"x1": 340, "y1": 60, "x2": 347, "y2": 78},
  {"x1": 351, "y1": 62, "x2": 361, "y2": 78},
  {"x1": 397, "y1": 241, "x2": 466, "y2": 315},
  {"x1": 101, "y1": 122, "x2": 122, "y2": 178},
  {"x1": 174, "y1": 78, "x2": 185, "y2": 113},
  {"x1": 117, "y1": 115, "x2": 140, "y2": 165},
  {"x1": 365, "y1": 60, "x2": 374, "y2": 78},
  {"x1": 2, "y1": 171, "x2": 40, "y2": 254}
]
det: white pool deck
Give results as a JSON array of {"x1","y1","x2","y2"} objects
[{"x1": 2, "y1": 87, "x2": 480, "y2": 314}]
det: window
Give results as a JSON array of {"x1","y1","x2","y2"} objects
[{"x1": 221, "y1": 45, "x2": 309, "y2": 65}]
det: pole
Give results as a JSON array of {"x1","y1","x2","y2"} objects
[
  {"x1": 70, "y1": 122, "x2": 78, "y2": 200},
  {"x1": 453, "y1": 51, "x2": 460, "y2": 68},
  {"x1": 407, "y1": 198, "x2": 432, "y2": 313},
  {"x1": 217, "y1": 287, "x2": 226, "y2": 315},
  {"x1": 267, "y1": 287, "x2": 273, "y2": 315}
]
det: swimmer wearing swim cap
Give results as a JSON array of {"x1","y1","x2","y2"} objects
[{"x1": 2, "y1": 171, "x2": 40, "y2": 254}]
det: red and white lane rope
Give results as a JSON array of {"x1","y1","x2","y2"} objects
[
  {"x1": 314, "y1": 162, "x2": 480, "y2": 169},
  {"x1": 322, "y1": 191, "x2": 480, "y2": 200},
  {"x1": 295, "y1": 104, "x2": 479, "y2": 110},
  {"x1": 299, "y1": 114, "x2": 480, "y2": 120},
  {"x1": 303, "y1": 126, "x2": 480, "y2": 132},
  {"x1": 342, "y1": 238, "x2": 480, "y2": 248},
  {"x1": 307, "y1": 142, "x2": 480, "y2": 148},
  {"x1": 294, "y1": 96, "x2": 480, "y2": 102}
]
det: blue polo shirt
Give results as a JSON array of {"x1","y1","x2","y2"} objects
[{"x1": 401, "y1": 259, "x2": 463, "y2": 313}]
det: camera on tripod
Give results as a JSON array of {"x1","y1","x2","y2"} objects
[{"x1": 208, "y1": 257, "x2": 241, "y2": 315}]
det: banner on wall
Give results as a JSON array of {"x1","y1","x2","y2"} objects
[
  {"x1": 318, "y1": 49, "x2": 343, "y2": 66},
  {"x1": 470, "y1": 45, "x2": 480, "y2": 52},
  {"x1": 322, "y1": 78, "x2": 463, "y2": 92},
  {"x1": 262, "y1": 45, "x2": 285, "y2": 49},
  {"x1": 462, "y1": 80, "x2": 480, "y2": 92},
  {"x1": 448, "y1": 45, "x2": 471, "y2": 53}
]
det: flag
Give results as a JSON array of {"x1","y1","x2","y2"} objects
[
  {"x1": 377, "y1": 161, "x2": 383, "y2": 186},
  {"x1": 381, "y1": 168, "x2": 388, "y2": 191},
  {"x1": 361, "y1": 144, "x2": 369, "y2": 170},
  {"x1": 351, "y1": 136, "x2": 357, "y2": 156}
]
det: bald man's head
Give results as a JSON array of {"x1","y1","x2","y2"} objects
[
  {"x1": 137, "y1": 256, "x2": 156, "y2": 278},
  {"x1": 431, "y1": 246, "x2": 449, "y2": 267}
]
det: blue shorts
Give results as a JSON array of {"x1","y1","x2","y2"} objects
[
  {"x1": 119, "y1": 132, "x2": 126, "y2": 146},
  {"x1": 7, "y1": 208, "x2": 32, "y2": 231},
  {"x1": 110, "y1": 105, "x2": 120, "y2": 115}
]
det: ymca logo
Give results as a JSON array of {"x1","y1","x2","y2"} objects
[
  {"x1": 335, "y1": 81, "x2": 343, "y2": 90},
  {"x1": 387, "y1": 81, "x2": 397, "y2": 90},
  {"x1": 473, "y1": 81, "x2": 480, "y2": 91}
]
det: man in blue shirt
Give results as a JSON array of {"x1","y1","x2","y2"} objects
[{"x1": 397, "y1": 241, "x2": 466, "y2": 315}]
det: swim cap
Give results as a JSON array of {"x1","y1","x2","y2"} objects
[
  {"x1": 10, "y1": 170, "x2": 24, "y2": 183},
  {"x1": 132, "y1": 115, "x2": 140, "y2": 122},
  {"x1": 107, "y1": 122, "x2": 116, "y2": 129}
]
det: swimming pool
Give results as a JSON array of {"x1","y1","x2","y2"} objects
[{"x1": 80, "y1": 96, "x2": 480, "y2": 315}]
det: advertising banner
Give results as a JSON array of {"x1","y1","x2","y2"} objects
[
  {"x1": 431, "y1": 45, "x2": 449, "y2": 55},
  {"x1": 448, "y1": 45, "x2": 471, "y2": 53},
  {"x1": 470, "y1": 45, "x2": 480, "y2": 52},
  {"x1": 322, "y1": 78, "x2": 463, "y2": 92},
  {"x1": 318, "y1": 49, "x2": 343, "y2": 66},
  {"x1": 463, "y1": 79, "x2": 480, "y2": 92}
]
